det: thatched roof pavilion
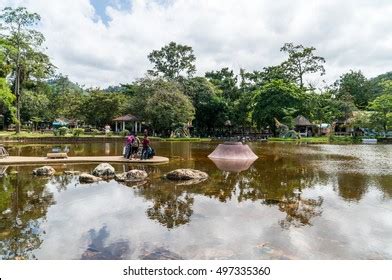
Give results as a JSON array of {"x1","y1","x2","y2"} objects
[{"x1": 113, "y1": 114, "x2": 142, "y2": 132}]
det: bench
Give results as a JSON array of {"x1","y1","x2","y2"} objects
[{"x1": 46, "y1": 152, "x2": 68, "y2": 159}]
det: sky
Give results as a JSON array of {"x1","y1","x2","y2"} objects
[{"x1": 1, "y1": 0, "x2": 392, "y2": 88}]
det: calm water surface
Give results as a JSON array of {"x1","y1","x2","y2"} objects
[{"x1": 0, "y1": 142, "x2": 391, "y2": 260}]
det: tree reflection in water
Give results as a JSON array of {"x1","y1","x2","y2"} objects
[
  {"x1": 131, "y1": 153, "x2": 326, "y2": 230},
  {"x1": 137, "y1": 184, "x2": 194, "y2": 229},
  {"x1": 0, "y1": 173, "x2": 54, "y2": 260}
]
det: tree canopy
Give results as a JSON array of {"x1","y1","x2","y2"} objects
[{"x1": 147, "y1": 41, "x2": 196, "y2": 81}]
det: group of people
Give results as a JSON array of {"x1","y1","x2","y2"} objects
[{"x1": 123, "y1": 130, "x2": 155, "y2": 160}]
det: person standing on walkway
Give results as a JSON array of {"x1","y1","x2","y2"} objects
[
  {"x1": 141, "y1": 135, "x2": 150, "y2": 160},
  {"x1": 125, "y1": 133, "x2": 134, "y2": 159}
]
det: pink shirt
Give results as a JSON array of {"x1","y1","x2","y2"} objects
[{"x1": 126, "y1": 135, "x2": 134, "y2": 145}]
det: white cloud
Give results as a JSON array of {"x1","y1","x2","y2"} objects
[{"x1": 1, "y1": 0, "x2": 392, "y2": 87}]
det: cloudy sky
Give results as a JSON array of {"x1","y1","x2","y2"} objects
[{"x1": 1, "y1": 0, "x2": 392, "y2": 87}]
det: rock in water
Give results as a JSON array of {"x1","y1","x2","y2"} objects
[
  {"x1": 92, "y1": 163, "x2": 115, "y2": 178},
  {"x1": 115, "y1": 170, "x2": 148, "y2": 182},
  {"x1": 32, "y1": 166, "x2": 55, "y2": 176},
  {"x1": 165, "y1": 169, "x2": 208, "y2": 181},
  {"x1": 79, "y1": 173, "x2": 101, "y2": 184}
]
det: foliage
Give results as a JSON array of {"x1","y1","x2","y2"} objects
[
  {"x1": 0, "y1": 77, "x2": 16, "y2": 123},
  {"x1": 147, "y1": 41, "x2": 196, "y2": 80},
  {"x1": 0, "y1": 7, "x2": 55, "y2": 132},
  {"x1": 335, "y1": 70, "x2": 372, "y2": 109},
  {"x1": 91, "y1": 129, "x2": 100, "y2": 136},
  {"x1": 120, "y1": 129, "x2": 129, "y2": 136},
  {"x1": 368, "y1": 94, "x2": 392, "y2": 132},
  {"x1": 183, "y1": 77, "x2": 227, "y2": 134},
  {"x1": 58, "y1": 126, "x2": 68, "y2": 136},
  {"x1": 280, "y1": 43, "x2": 325, "y2": 90},
  {"x1": 47, "y1": 74, "x2": 86, "y2": 120},
  {"x1": 72, "y1": 128, "x2": 84, "y2": 137},
  {"x1": 205, "y1": 67, "x2": 239, "y2": 101},
  {"x1": 253, "y1": 80, "x2": 304, "y2": 131},
  {"x1": 82, "y1": 90, "x2": 123, "y2": 128},
  {"x1": 144, "y1": 82, "x2": 195, "y2": 134},
  {"x1": 20, "y1": 90, "x2": 51, "y2": 122},
  {"x1": 305, "y1": 92, "x2": 355, "y2": 125}
]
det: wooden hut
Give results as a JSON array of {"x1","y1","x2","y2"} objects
[{"x1": 294, "y1": 115, "x2": 315, "y2": 137}]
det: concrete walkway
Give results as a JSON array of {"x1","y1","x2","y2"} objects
[{"x1": 0, "y1": 156, "x2": 169, "y2": 165}]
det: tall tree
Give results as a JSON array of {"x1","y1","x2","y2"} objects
[
  {"x1": 147, "y1": 41, "x2": 196, "y2": 81},
  {"x1": 253, "y1": 80, "x2": 304, "y2": 132},
  {"x1": 183, "y1": 77, "x2": 227, "y2": 135},
  {"x1": 0, "y1": 7, "x2": 54, "y2": 132},
  {"x1": 0, "y1": 77, "x2": 16, "y2": 126},
  {"x1": 368, "y1": 94, "x2": 392, "y2": 133},
  {"x1": 82, "y1": 91, "x2": 123, "y2": 128},
  {"x1": 335, "y1": 70, "x2": 371, "y2": 109},
  {"x1": 280, "y1": 43, "x2": 325, "y2": 90},
  {"x1": 205, "y1": 67, "x2": 239, "y2": 101}
]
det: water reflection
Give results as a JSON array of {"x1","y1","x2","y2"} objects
[
  {"x1": 81, "y1": 226, "x2": 130, "y2": 260},
  {"x1": 209, "y1": 158, "x2": 256, "y2": 173},
  {"x1": 0, "y1": 174, "x2": 54, "y2": 260},
  {"x1": 1, "y1": 142, "x2": 392, "y2": 259}
]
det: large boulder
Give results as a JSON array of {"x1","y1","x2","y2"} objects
[
  {"x1": 32, "y1": 166, "x2": 55, "y2": 176},
  {"x1": 79, "y1": 173, "x2": 101, "y2": 184},
  {"x1": 165, "y1": 169, "x2": 208, "y2": 181},
  {"x1": 115, "y1": 169, "x2": 148, "y2": 182},
  {"x1": 92, "y1": 163, "x2": 115, "y2": 178}
]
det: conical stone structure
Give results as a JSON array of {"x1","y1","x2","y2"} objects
[{"x1": 208, "y1": 142, "x2": 258, "y2": 160}]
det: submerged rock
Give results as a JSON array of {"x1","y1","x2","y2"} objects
[
  {"x1": 32, "y1": 166, "x2": 55, "y2": 176},
  {"x1": 92, "y1": 163, "x2": 115, "y2": 178},
  {"x1": 115, "y1": 170, "x2": 148, "y2": 182},
  {"x1": 165, "y1": 169, "x2": 208, "y2": 181},
  {"x1": 79, "y1": 173, "x2": 101, "y2": 184}
]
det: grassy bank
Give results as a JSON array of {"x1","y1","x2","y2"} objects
[
  {"x1": 267, "y1": 137, "x2": 330, "y2": 143},
  {"x1": 0, "y1": 131, "x2": 211, "y2": 142}
]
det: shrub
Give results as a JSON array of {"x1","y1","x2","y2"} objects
[
  {"x1": 120, "y1": 129, "x2": 129, "y2": 136},
  {"x1": 72, "y1": 128, "x2": 84, "y2": 137},
  {"x1": 58, "y1": 127, "x2": 69, "y2": 136},
  {"x1": 53, "y1": 129, "x2": 60, "y2": 136},
  {"x1": 91, "y1": 129, "x2": 100, "y2": 136}
]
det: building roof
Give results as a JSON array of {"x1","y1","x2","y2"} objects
[
  {"x1": 294, "y1": 115, "x2": 313, "y2": 126},
  {"x1": 113, "y1": 114, "x2": 139, "y2": 122}
]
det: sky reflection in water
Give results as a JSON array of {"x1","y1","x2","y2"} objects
[{"x1": 0, "y1": 142, "x2": 391, "y2": 260}]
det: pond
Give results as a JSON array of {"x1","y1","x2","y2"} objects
[{"x1": 0, "y1": 141, "x2": 391, "y2": 260}]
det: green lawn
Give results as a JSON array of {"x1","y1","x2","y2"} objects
[
  {"x1": 267, "y1": 137, "x2": 329, "y2": 143},
  {"x1": 0, "y1": 131, "x2": 211, "y2": 142}
]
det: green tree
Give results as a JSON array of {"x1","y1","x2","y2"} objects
[
  {"x1": 47, "y1": 74, "x2": 86, "y2": 120},
  {"x1": 0, "y1": 77, "x2": 16, "y2": 125},
  {"x1": 253, "y1": 80, "x2": 304, "y2": 132},
  {"x1": 145, "y1": 82, "x2": 195, "y2": 134},
  {"x1": 280, "y1": 43, "x2": 325, "y2": 90},
  {"x1": 82, "y1": 91, "x2": 122, "y2": 128},
  {"x1": 0, "y1": 7, "x2": 54, "y2": 132},
  {"x1": 335, "y1": 70, "x2": 371, "y2": 109},
  {"x1": 183, "y1": 77, "x2": 227, "y2": 135},
  {"x1": 20, "y1": 90, "x2": 51, "y2": 127},
  {"x1": 147, "y1": 41, "x2": 196, "y2": 80},
  {"x1": 205, "y1": 67, "x2": 239, "y2": 101},
  {"x1": 368, "y1": 94, "x2": 392, "y2": 133}
]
